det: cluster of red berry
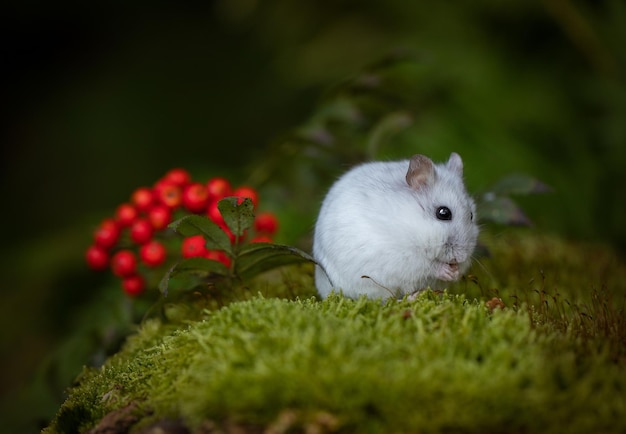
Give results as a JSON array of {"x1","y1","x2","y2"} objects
[{"x1": 85, "y1": 168, "x2": 279, "y2": 297}]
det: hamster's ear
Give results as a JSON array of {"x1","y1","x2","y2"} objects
[
  {"x1": 447, "y1": 152, "x2": 464, "y2": 175},
  {"x1": 406, "y1": 154, "x2": 435, "y2": 190}
]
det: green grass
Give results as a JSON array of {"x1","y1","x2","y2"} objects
[{"x1": 44, "y1": 230, "x2": 626, "y2": 433}]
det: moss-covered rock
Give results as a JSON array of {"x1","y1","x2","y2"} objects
[{"x1": 44, "y1": 231, "x2": 626, "y2": 433}]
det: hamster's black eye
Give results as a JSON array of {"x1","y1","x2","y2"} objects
[
  {"x1": 470, "y1": 212, "x2": 474, "y2": 221},
  {"x1": 436, "y1": 206, "x2": 452, "y2": 221}
]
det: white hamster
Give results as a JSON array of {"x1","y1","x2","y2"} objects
[{"x1": 313, "y1": 153, "x2": 478, "y2": 299}]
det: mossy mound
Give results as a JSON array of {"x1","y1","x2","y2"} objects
[{"x1": 44, "y1": 231, "x2": 626, "y2": 433}]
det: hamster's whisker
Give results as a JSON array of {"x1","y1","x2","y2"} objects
[{"x1": 469, "y1": 255, "x2": 493, "y2": 281}]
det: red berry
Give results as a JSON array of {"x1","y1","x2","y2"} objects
[
  {"x1": 154, "y1": 181, "x2": 183, "y2": 209},
  {"x1": 181, "y1": 235, "x2": 208, "y2": 258},
  {"x1": 122, "y1": 274, "x2": 145, "y2": 297},
  {"x1": 207, "y1": 201, "x2": 225, "y2": 226},
  {"x1": 85, "y1": 245, "x2": 109, "y2": 270},
  {"x1": 206, "y1": 177, "x2": 232, "y2": 201},
  {"x1": 254, "y1": 212, "x2": 279, "y2": 235},
  {"x1": 111, "y1": 250, "x2": 137, "y2": 277},
  {"x1": 205, "y1": 249, "x2": 232, "y2": 268},
  {"x1": 93, "y1": 219, "x2": 120, "y2": 249},
  {"x1": 233, "y1": 186, "x2": 258, "y2": 207},
  {"x1": 131, "y1": 187, "x2": 155, "y2": 211},
  {"x1": 182, "y1": 183, "x2": 210, "y2": 213},
  {"x1": 163, "y1": 168, "x2": 191, "y2": 186},
  {"x1": 147, "y1": 204, "x2": 172, "y2": 231},
  {"x1": 116, "y1": 203, "x2": 138, "y2": 227},
  {"x1": 140, "y1": 240, "x2": 167, "y2": 267},
  {"x1": 251, "y1": 235, "x2": 273, "y2": 243},
  {"x1": 130, "y1": 218, "x2": 153, "y2": 244}
]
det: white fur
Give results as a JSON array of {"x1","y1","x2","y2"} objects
[{"x1": 313, "y1": 153, "x2": 478, "y2": 300}]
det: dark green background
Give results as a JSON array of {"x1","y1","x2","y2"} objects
[{"x1": 2, "y1": 1, "x2": 625, "y2": 431}]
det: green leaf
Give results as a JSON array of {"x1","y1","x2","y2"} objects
[
  {"x1": 486, "y1": 174, "x2": 552, "y2": 196},
  {"x1": 477, "y1": 196, "x2": 532, "y2": 226},
  {"x1": 158, "y1": 257, "x2": 230, "y2": 296},
  {"x1": 168, "y1": 214, "x2": 232, "y2": 256},
  {"x1": 235, "y1": 242, "x2": 317, "y2": 281},
  {"x1": 218, "y1": 197, "x2": 255, "y2": 237}
]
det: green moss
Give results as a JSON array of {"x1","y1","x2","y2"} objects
[{"x1": 44, "y1": 231, "x2": 626, "y2": 433}]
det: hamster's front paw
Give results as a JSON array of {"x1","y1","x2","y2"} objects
[{"x1": 435, "y1": 261, "x2": 460, "y2": 282}]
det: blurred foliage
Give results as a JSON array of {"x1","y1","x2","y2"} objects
[
  {"x1": 477, "y1": 173, "x2": 552, "y2": 226},
  {"x1": 2, "y1": 0, "x2": 626, "y2": 432}
]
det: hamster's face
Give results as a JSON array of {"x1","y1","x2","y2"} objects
[
  {"x1": 413, "y1": 169, "x2": 479, "y2": 281},
  {"x1": 434, "y1": 194, "x2": 477, "y2": 259}
]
